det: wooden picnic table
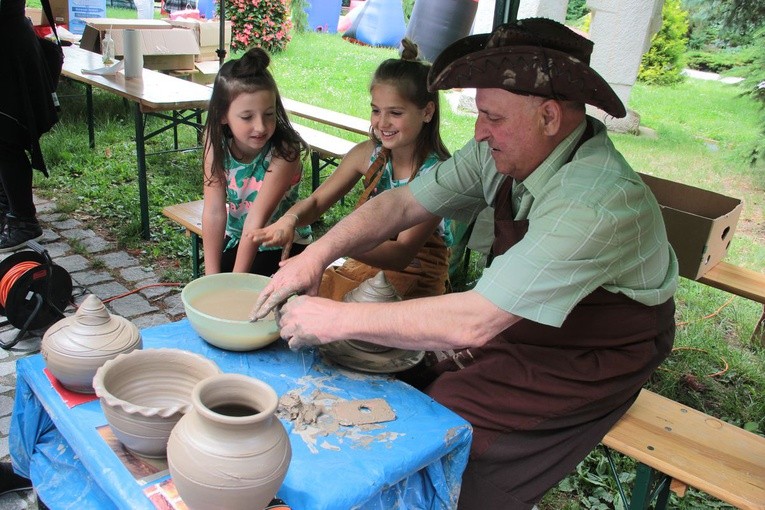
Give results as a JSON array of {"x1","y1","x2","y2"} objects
[{"x1": 61, "y1": 45, "x2": 212, "y2": 239}]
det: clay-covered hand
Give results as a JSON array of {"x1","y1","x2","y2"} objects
[
  {"x1": 245, "y1": 214, "x2": 297, "y2": 262},
  {"x1": 276, "y1": 295, "x2": 344, "y2": 350},
  {"x1": 249, "y1": 252, "x2": 324, "y2": 321}
]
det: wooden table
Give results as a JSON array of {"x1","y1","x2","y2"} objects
[{"x1": 61, "y1": 45, "x2": 212, "y2": 239}]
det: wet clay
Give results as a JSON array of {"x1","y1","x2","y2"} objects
[{"x1": 190, "y1": 288, "x2": 274, "y2": 321}]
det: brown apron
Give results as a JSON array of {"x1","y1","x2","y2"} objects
[
  {"x1": 319, "y1": 148, "x2": 450, "y2": 301},
  {"x1": 319, "y1": 232, "x2": 449, "y2": 300},
  {"x1": 401, "y1": 129, "x2": 676, "y2": 509}
]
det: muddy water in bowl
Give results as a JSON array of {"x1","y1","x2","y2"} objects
[
  {"x1": 182, "y1": 273, "x2": 281, "y2": 351},
  {"x1": 190, "y1": 288, "x2": 275, "y2": 322}
]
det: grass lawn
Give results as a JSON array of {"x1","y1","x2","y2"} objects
[{"x1": 33, "y1": 28, "x2": 765, "y2": 509}]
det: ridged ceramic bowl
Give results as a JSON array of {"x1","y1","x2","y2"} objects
[
  {"x1": 181, "y1": 273, "x2": 280, "y2": 351},
  {"x1": 92, "y1": 348, "x2": 220, "y2": 458}
]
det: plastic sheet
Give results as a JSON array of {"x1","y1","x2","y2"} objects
[{"x1": 10, "y1": 319, "x2": 472, "y2": 510}]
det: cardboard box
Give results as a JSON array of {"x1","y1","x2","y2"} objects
[
  {"x1": 639, "y1": 173, "x2": 743, "y2": 280},
  {"x1": 81, "y1": 20, "x2": 200, "y2": 71},
  {"x1": 169, "y1": 61, "x2": 218, "y2": 84},
  {"x1": 168, "y1": 18, "x2": 231, "y2": 62},
  {"x1": 80, "y1": 18, "x2": 172, "y2": 54},
  {"x1": 112, "y1": 28, "x2": 200, "y2": 71},
  {"x1": 25, "y1": 7, "x2": 44, "y2": 25},
  {"x1": 25, "y1": 0, "x2": 69, "y2": 26}
]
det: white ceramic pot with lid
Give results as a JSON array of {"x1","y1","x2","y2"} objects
[{"x1": 41, "y1": 294, "x2": 142, "y2": 393}]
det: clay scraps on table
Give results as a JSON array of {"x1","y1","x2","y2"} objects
[
  {"x1": 331, "y1": 398, "x2": 396, "y2": 426},
  {"x1": 276, "y1": 389, "x2": 401, "y2": 454}
]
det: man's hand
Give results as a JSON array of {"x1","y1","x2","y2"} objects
[
  {"x1": 249, "y1": 252, "x2": 324, "y2": 321},
  {"x1": 276, "y1": 295, "x2": 344, "y2": 350}
]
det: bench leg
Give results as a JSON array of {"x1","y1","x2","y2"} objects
[
  {"x1": 603, "y1": 446, "x2": 671, "y2": 510},
  {"x1": 191, "y1": 232, "x2": 201, "y2": 279},
  {"x1": 311, "y1": 152, "x2": 321, "y2": 192},
  {"x1": 631, "y1": 463, "x2": 671, "y2": 510}
]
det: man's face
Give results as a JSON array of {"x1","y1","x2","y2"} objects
[{"x1": 473, "y1": 88, "x2": 548, "y2": 181}]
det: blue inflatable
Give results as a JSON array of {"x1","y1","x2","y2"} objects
[{"x1": 342, "y1": 0, "x2": 406, "y2": 48}]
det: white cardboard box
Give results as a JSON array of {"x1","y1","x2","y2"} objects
[
  {"x1": 168, "y1": 18, "x2": 232, "y2": 61},
  {"x1": 111, "y1": 27, "x2": 200, "y2": 71}
]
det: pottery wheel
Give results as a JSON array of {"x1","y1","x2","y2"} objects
[{"x1": 320, "y1": 341, "x2": 425, "y2": 374}]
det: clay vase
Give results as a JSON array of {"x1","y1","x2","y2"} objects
[
  {"x1": 167, "y1": 373, "x2": 292, "y2": 510},
  {"x1": 342, "y1": 271, "x2": 401, "y2": 353},
  {"x1": 41, "y1": 294, "x2": 142, "y2": 393}
]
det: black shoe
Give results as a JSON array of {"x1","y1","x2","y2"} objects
[
  {"x1": 0, "y1": 462, "x2": 33, "y2": 496},
  {"x1": 0, "y1": 215, "x2": 43, "y2": 253}
]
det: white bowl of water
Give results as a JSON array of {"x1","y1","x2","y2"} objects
[{"x1": 181, "y1": 273, "x2": 279, "y2": 351}]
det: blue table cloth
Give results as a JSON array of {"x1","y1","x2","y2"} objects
[{"x1": 10, "y1": 319, "x2": 472, "y2": 509}]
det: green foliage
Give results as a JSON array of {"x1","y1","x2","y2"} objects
[
  {"x1": 566, "y1": 0, "x2": 589, "y2": 22},
  {"x1": 289, "y1": 0, "x2": 309, "y2": 33},
  {"x1": 682, "y1": 0, "x2": 764, "y2": 48},
  {"x1": 225, "y1": 0, "x2": 293, "y2": 53},
  {"x1": 739, "y1": 27, "x2": 765, "y2": 164},
  {"x1": 402, "y1": 0, "x2": 415, "y2": 21},
  {"x1": 638, "y1": 0, "x2": 689, "y2": 85},
  {"x1": 685, "y1": 46, "x2": 758, "y2": 73}
]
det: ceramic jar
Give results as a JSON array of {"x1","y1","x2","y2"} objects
[
  {"x1": 167, "y1": 373, "x2": 292, "y2": 510},
  {"x1": 343, "y1": 271, "x2": 401, "y2": 353},
  {"x1": 41, "y1": 294, "x2": 141, "y2": 393}
]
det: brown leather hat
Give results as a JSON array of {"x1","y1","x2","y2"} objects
[{"x1": 428, "y1": 18, "x2": 626, "y2": 118}]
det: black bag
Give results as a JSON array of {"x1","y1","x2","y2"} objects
[
  {"x1": 39, "y1": 0, "x2": 64, "y2": 90},
  {"x1": 38, "y1": 37, "x2": 64, "y2": 89}
]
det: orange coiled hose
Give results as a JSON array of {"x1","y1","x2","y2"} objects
[{"x1": 0, "y1": 261, "x2": 40, "y2": 307}]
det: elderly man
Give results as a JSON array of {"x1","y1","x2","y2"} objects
[{"x1": 252, "y1": 17, "x2": 678, "y2": 509}]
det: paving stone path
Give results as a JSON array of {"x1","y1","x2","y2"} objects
[{"x1": 0, "y1": 196, "x2": 185, "y2": 509}]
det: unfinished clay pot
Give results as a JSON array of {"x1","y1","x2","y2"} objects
[
  {"x1": 93, "y1": 348, "x2": 221, "y2": 458},
  {"x1": 343, "y1": 270, "x2": 402, "y2": 305},
  {"x1": 167, "y1": 373, "x2": 291, "y2": 510},
  {"x1": 322, "y1": 271, "x2": 425, "y2": 373},
  {"x1": 342, "y1": 271, "x2": 401, "y2": 354},
  {"x1": 41, "y1": 294, "x2": 142, "y2": 393}
]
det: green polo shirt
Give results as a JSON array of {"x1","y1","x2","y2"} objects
[{"x1": 408, "y1": 118, "x2": 678, "y2": 327}]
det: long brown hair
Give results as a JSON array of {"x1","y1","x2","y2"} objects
[
  {"x1": 369, "y1": 38, "x2": 450, "y2": 171},
  {"x1": 204, "y1": 47, "x2": 308, "y2": 185}
]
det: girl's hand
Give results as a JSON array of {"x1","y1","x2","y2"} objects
[{"x1": 246, "y1": 214, "x2": 297, "y2": 261}]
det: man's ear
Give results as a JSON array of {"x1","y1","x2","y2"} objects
[{"x1": 539, "y1": 99, "x2": 562, "y2": 136}]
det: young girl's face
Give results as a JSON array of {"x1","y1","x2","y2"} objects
[
  {"x1": 370, "y1": 82, "x2": 434, "y2": 151},
  {"x1": 223, "y1": 89, "x2": 277, "y2": 162}
]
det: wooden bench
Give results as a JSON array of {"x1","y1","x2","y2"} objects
[
  {"x1": 283, "y1": 97, "x2": 370, "y2": 136},
  {"x1": 602, "y1": 389, "x2": 765, "y2": 509},
  {"x1": 162, "y1": 200, "x2": 204, "y2": 278},
  {"x1": 292, "y1": 122, "x2": 356, "y2": 191},
  {"x1": 698, "y1": 261, "x2": 765, "y2": 345}
]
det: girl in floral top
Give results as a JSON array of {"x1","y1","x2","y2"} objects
[
  {"x1": 246, "y1": 39, "x2": 452, "y2": 299},
  {"x1": 202, "y1": 47, "x2": 311, "y2": 276}
]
